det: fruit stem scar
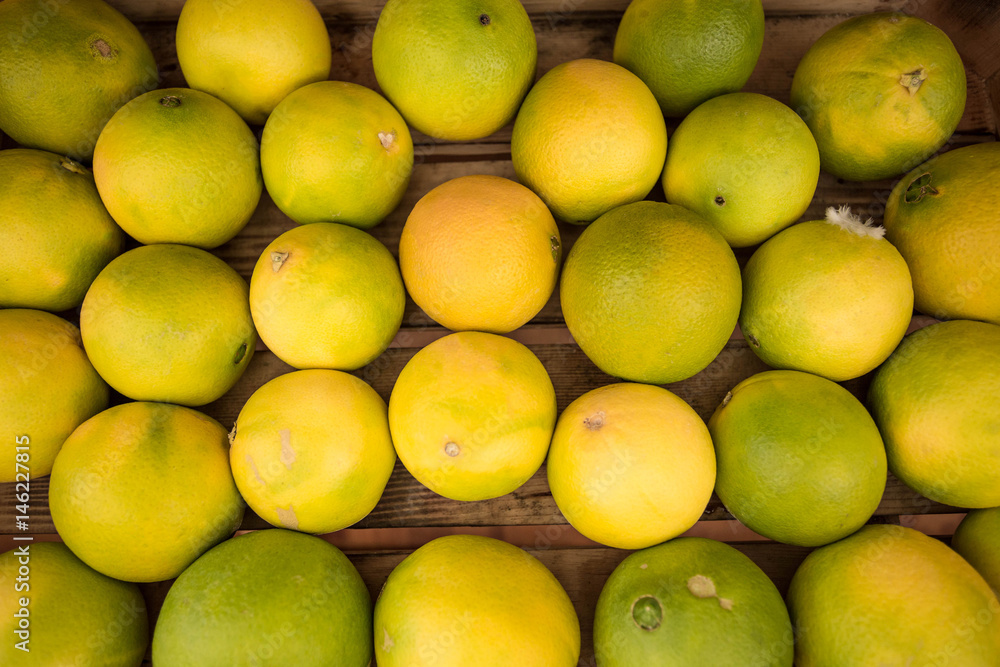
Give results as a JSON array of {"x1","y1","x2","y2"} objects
[
  {"x1": 271, "y1": 251, "x2": 289, "y2": 272},
  {"x1": 899, "y1": 68, "x2": 927, "y2": 95},
  {"x1": 160, "y1": 95, "x2": 182, "y2": 108},
  {"x1": 59, "y1": 157, "x2": 88, "y2": 175},
  {"x1": 234, "y1": 343, "x2": 248, "y2": 364},
  {"x1": 631, "y1": 595, "x2": 662, "y2": 631},
  {"x1": 444, "y1": 442, "x2": 461, "y2": 457},
  {"x1": 714, "y1": 195, "x2": 726, "y2": 206},
  {"x1": 746, "y1": 333, "x2": 760, "y2": 348},
  {"x1": 903, "y1": 172, "x2": 939, "y2": 203},
  {"x1": 378, "y1": 130, "x2": 396, "y2": 150},
  {"x1": 550, "y1": 235, "x2": 561, "y2": 262},
  {"x1": 479, "y1": 13, "x2": 491, "y2": 25},
  {"x1": 583, "y1": 411, "x2": 606, "y2": 430}
]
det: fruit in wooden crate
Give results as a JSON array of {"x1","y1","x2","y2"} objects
[
  {"x1": 374, "y1": 534, "x2": 580, "y2": 666},
  {"x1": 593, "y1": 537, "x2": 793, "y2": 666},
  {"x1": 788, "y1": 525, "x2": 1000, "y2": 665},
  {"x1": 229, "y1": 369, "x2": 396, "y2": 534},
  {"x1": 0, "y1": 0, "x2": 158, "y2": 161},
  {"x1": 952, "y1": 507, "x2": 1000, "y2": 594},
  {"x1": 708, "y1": 370, "x2": 887, "y2": 547},
  {"x1": 373, "y1": 0, "x2": 537, "y2": 141},
  {"x1": 740, "y1": 206, "x2": 913, "y2": 381},
  {"x1": 399, "y1": 174, "x2": 561, "y2": 333},
  {"x1": 884, "y1": 141, "x2": 1000, "y2": 325},
  {"x1": 547, "y1": 383, "x2": 716, "y2": 549},
  {"x1": 869, "y1": 319, "x2": 1000, "y2": 508},
  {"x1": 791, "y1": 12, "x2": 966, "y2": 181},
  {"x1": 49, "y1": 402, "x2": 245, "y2": 582},
  {"x1": 388, "y1": 332, "x2": 556, "y2": 501},
  {"x1": 153, "y1": 529, "x2": 372, "y2": 666}
]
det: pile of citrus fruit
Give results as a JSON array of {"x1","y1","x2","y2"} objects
[{"x1": 1, "y1": 0, "x2": 998, "y2": 664}]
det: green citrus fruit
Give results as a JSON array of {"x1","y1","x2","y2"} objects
[{"x1": 952, "y1": 508, "x2": 1000, "y2": 594}]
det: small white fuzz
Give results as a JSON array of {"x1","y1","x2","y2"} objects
[{"x1": 824, "y1": 205, "x2": 886, "y2": 239}]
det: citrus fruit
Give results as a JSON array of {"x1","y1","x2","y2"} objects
[
  {"x1": 790, "y1": 12, "x2": 966, "y2": 181},
  {"x1": 93, "y1": 87, "x2": 262, "y2": 249},
  {"x1": 788, "y1": 524, "x2": 1000, "y2": 665},
  {"x1": 0, "y1": 542, "x2": 148, "y2": 665},
  {"x1": 0, "y1": 309, "x2": 108, "y2": 482},
  {"x1": 374, "y1": 534, "x2": 580, "y2": 666},
  {"x1": 153, "y1": 529, "x2": 371, "y2": 666},
  {"x1": 511, "y1": 58, "x2": 667, "y2": 223},
  {"x1": 952, "y1": 508, "x2": 1000, "y2": 593},
  {"x1": 261, "y1": 81, "x2": 413, "y2": 228},
  {"x1": 176, "y1": 0, "x2": 332, "y2": 126},
  {"x1": 560, "y1": 201, "x2": 741, "y2": 384},
  {"x1": 547, "y1": 383, "x2": 716, "y2": 549},
  {"x1": 373, "y1": 0, "x2": 536, "y2": 141},
  {"x1": 0, "y1": 0, "x2": 158, "y2": 160},
  {"x1": 230, "y1": 369, "x2": 396, "y2": 534},
  {"x1": 884, "y1": 142, "x2": 1000, "y2": 324},
  {"x1": 708, "y1": 370, "x2": 887, "y2": 546},
  {"x1": 0, "y1": 149, "x2": 122, "y2": 311},
  {"x1": 81, "y1": 244, "x2": 256, "y2": 406},
  {"x1": 613, "y1": 0, "x2": 765, "y2": 117},
  {"x1": 594, "y1": 537, "x2": 793, "y2": 666},
  {"x1": 662, "y1": 92, "x2": 820, "y2": 247},
  {"x1": 249, "y1": 223, "x2": 404, "y2": 370},
  {"x1": 740, "y1": 206, "x2": 913, "y2": 381},
  {"x1": 388, "y1": 332, "x2": 556, "y2": 501},
  {"x1": 49, "y1": 401, "x2": 245, "y2": 582},
  {"x1": 399, "y1": 174, "x2": 561, "y2": 333},
  {"x1": 868, "y1": 319, "x2": 1000, "y2": 508}
]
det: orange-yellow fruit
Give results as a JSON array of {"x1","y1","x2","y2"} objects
[{"x1": 952, "y1": 508, "x2": 1000, "y2": 594}]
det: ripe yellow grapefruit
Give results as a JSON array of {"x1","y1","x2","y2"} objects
[{"x1": 952, "y1": 508, "x2": 1000, "y2": 594}]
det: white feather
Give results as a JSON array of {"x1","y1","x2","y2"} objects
[{"x1": 824, "y1": 205, "x2": 886, "y2": 239}]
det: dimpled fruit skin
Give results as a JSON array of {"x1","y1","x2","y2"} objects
[
  {"x1": 511, "y1": 59, "x2": 667, "y2": 223},
  {"x1": 708, "y1": 370, "x2": 887, "y2": 547},
  {"x1": 790, "y1": 12, "x2": 966, "y2": 181},
  {"x1": 176, "y1": 0, "x2": 331, "y2": 126},
  {"x1": 0, "y1": 542, "x2": 148, "y2": 666},
  {"x1": 0, "y1": 309, "x2": 108, "y2": 482},
  {"x1": 153, "y1": 530, "x2": 372, "y2": 667},
  {"x1": 230, "y1": 369, "x2": 396, "y2": 534},
  {"x1": 788, "y1": 525, "x2": 1000, "y2": 666},
  {"x1": 594, "y1": 538, "x2": 792, "y2": 666},
  {"x1": 48, "y1": 402, "x2": 245, "y2": 583},
  {"x1": 249, "y1": 223, "x2": 405, "y2": 370},
  {"x1": 613, "y1": 0, "x2": 764, "y2": 117},
  {"x1": 560, "y1": 201, "x2": 741, "y2": 384},
  {"x1": 0, "y1": 149, "x2": 123, "y2": 311},
  {"x1": 387, "y1": 332, "x2": 556, "y2": 501},
  {"x1": 81, "y1": 244, "x2": 256, "y2": 406},
  {"x1": 0, "y1": 0, "x2": 157, "y2": 160},
  {"x1": 546, "y1": 383, "x2": 716, "y2": 550},
  {"x1": 884, "y1": 142, "x2": 1000, "y2": 324},
  {"x1": 373, "y1": 0, "x2": 536, "y2": 141},
  {"x1": 374, "y1": 535, "x2": 580, "y2": 666},
  {"x1": 868, "y1": 320, "x2": 1000, "y2": 508},
  {"x1": 399, "y1": 175, "x2": 561, "y2": 333},
  {"x1": 93, "y1": 88, "x2": 262, "y2": 249},
  {"x1": 952, "y1": 508, "x2": 1000, "y2": 594},
  {"x1": 740, "y1": 219, "x2": 913, "y2": 381}
]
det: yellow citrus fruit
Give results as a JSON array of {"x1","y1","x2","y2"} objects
[
  {"x1": 662, "y1": 92, "x2": 820, "y2": 247},
  {"x1": 512, "y1": 58, "x2": 667, "y2": 223},
  {"x1": 230, "y1": 369, "x2": 396, "y2": 534},
  {"x1": 708, "y1": 370, "x2": 887, "y2": 547},
  {"x1": 399, "y1": 174, "x2": 561, "y2": 333},
  {"x1": 613, "y1": 0, "x2": 764, "y2": 117},
  {"x1": 374, "y1": 534, "x2": 580, "y2": 666},
  {"x1": 373, "y1": 0, "x2": 536, "y2": 141},
  {"x1": 0, "y1": 309, "x2": 108, "y2": 482},
  {"x1": 884, "y1": 142, "x2": 1000, "y2": 324},
  {"x1": 0, "y1": 0, "x2": 158, "y2": 160},
  {"x1": 176, "y1": 0, "x2": 332, "y2": 126},
  {"x1": 81, "y1": 244, "x2": 256, "y2": 406},
  {"x1": 547, "y1": 383, "x2": 716, "y2": 550},
  {"x1": 49, "y1": 402, "x2": 245, "y2": 582},
  {"x1": 249, "y1": 223, "x2": 405, "y2": 370},
  {"x1": 788, "y1": 525, "x2": 1000, "y2": 665},
  {"x1": 791, "y1": 12, "x2": 966, "y2": 181},
  {"x1": 868, "y1": 320, "x2": 1000, "y2": 508},
  {"x1": 388, "y1": 332, "x2": 556, "y2": 501},
  {"x1": 93, "y1": 87, "x2": 262, "y2": 249},
  {"x1": 0, "y1": 542, "x2": 148, "y2": 665},
  {"x1": 560, "y1": 201, "x2": 741, "y2": 384},
  {"x1": 0, "y1": 149, "x2": 122, "y2": 311},
  {"x1": 594, "y1": 538, "x2": 793, "y2": 666},
  {"x1": 952, "y1": 508, "x2": 1000, "y2": 594},
  {"x1": 740, "y1": 207, "x2": 913, "y2": 381},
  {"x1": 261, "y1": 81, "x2": 413, "y2": 229}
]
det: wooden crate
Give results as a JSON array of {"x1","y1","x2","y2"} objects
[{"x1": 2, "y1": 0, "x2": 999, "y2": 664}]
